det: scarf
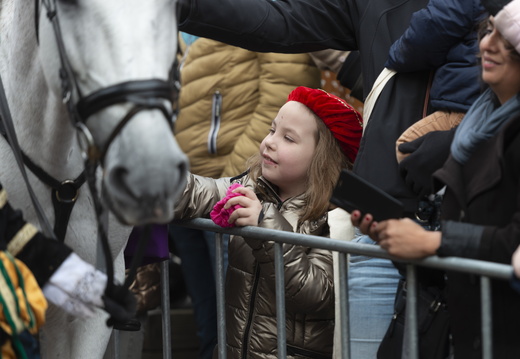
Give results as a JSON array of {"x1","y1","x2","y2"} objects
[{"x1": 451, "y1": 88, "x2": 520, "y2": 164}]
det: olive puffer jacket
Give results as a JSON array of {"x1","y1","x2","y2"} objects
[
  {"x1": 175, "y1": 37, "x2": 321, "y2": 178},
  {"x1": 174, "y1": 173, "x2": 335, "y2": 359}
]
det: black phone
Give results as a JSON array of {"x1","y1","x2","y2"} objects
[{"x1": 330, "y1": 169, "x2": 404, "y2": 221}]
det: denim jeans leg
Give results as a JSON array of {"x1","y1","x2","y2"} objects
[{"x1": 348, "y1": 233, "x2": 402, "y2": 358}]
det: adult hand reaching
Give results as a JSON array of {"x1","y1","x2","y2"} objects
[{"x1": 351, "y1": 210, "x2": 441, "y2": 259}]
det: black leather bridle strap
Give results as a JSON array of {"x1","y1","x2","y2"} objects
[
  {"x1": 76, "y1": 79, "x2": 176, "y2": 163},
  {"x1": 0, "y1": 77, "x2": 57, "y2": 240},
  {"x1": 76, "y1": 79, "x2": 175, "y2": 121},
  {"x1": 41, "y1": 0, "x2": 84, "y2": 119},
  {"x1": 0, "y1": 120, "x2": 85, "y2": 242}
]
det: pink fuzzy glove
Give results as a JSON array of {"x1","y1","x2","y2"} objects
[{"x1": 210, "y1": 183, "x2": 245, "y2": 227}]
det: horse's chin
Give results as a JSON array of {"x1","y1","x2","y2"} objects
[{"x1": 101, "y1": 185, "x2": 177, "y2": 226}]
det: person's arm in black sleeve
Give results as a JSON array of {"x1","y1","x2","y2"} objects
[
  {"x1": 0, "y1": 185, "x2": 71, "y2": 286},
  {"x1": 178, "y1": 0, "x2": 356, "y2": 53}
]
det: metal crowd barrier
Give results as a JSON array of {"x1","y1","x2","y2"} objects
[{"x1": 171, "y1": 218, "x2": 513, "y2": 359}]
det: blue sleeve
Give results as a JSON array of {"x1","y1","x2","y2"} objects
[{"x1": 385, "y1": 0, "x2": 483, "y2": 71}]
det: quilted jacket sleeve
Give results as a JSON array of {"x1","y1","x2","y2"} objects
[
  {"x1": 386, "y1": 0, "x2": 483, "y2": 71},
  {"x1": 173, "y1": 173, "x2": 231, "y2": 219}
]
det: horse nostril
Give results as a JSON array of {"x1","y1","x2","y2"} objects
[
  {"x1": 178, "y1": 160, "x2": 188, "y2": 176},
  {"x1": 109, "y1": 166, "x2": 139, "y2": 201}
]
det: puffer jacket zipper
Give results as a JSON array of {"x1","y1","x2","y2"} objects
[
  {"x1": 241, "y1": 263, "x2": 261, "y2": 359},
  {"x1": 208, "y1": 91, "x2": 222, "y2": 154}
]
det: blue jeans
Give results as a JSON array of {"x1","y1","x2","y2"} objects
[
  {"x1": 169, "y1": 225, "x2": 229, "y2": 359},
  {"x1": 348, "y1": 233, "x2": 402, "y2": 358}
]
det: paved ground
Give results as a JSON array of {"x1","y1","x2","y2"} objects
[{"x1": 142, "y1": 307, "x2": 199, "y2": 359}]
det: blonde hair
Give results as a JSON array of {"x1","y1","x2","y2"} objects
[{"x1": 247, "y1": 107, "x2": 351, "y2": 224}]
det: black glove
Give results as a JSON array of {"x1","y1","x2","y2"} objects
[
  {"x1": 398, "y1": 129, "x2": 455, "y2": 197},
  {"x1": 103, "y1": 284, "x2": 137, "y2": 327}
]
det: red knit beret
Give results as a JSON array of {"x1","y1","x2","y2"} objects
[{"x1": 287, "y1": 86, "x2": 363, "y2": 163}]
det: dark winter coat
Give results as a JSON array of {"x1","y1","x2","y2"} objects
[
  {"x1": 386, "y1": 0, "x2": 486, "y2": 112},
  {"x1": 433, "y1": 115, "x2": 520, "y2": 358}
]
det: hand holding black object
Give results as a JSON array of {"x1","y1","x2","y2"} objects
[
  {"x1": 398, "y1": 129, "x2": 455, "y2": 197},
  {"x1": 103, "y1": 284, "x2": 137, "y2": 327}
]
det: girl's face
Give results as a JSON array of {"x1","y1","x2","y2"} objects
[
  {"x1": 260, "y1": 101, "x2": 318, "y2": 200},
  {"x1": 480, "y1": 17, "x2": 520, "y2": 104}
]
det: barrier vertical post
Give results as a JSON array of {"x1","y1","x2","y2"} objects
[
  {"x1": 160, "y1": 259, "x2": 172, "y2": 359},
  {"x1": 480, "y1": 276, "x2": 493, "y2": 359},
  {"x1": 274, "y1": 242, "x2": 287, "y2": 358},
  {"x1": 405, "y1": 265, "x2": 419, "y2": 359},
  {"x1": 216, "y1": 232, "x2": 227, "y2": 359},
  {"x1": 338, "y1": 252, "x2": 350, "y2": 359}
]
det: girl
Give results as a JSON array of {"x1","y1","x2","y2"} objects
[
  {"x1": 173, "y1": 86, "x2": 363, "y2": 358},
  {"x1": 353, "y1": 0, "x2": 520, "y2": 357}
]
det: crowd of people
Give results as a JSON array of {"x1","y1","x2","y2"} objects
[{"x1": 3, "y1": 0, "x2": 520, "y2": 357}]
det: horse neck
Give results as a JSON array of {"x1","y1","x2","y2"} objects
[{"x1": 0, "y1": 0, "x2": 84, "y2": 180}]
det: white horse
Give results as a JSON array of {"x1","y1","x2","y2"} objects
[{"x1": 0, "y1": 0, "x2": 187, "y2": 357}]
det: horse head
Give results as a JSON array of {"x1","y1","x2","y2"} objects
[{"x1": 37, "y1": 0, "x2": 188, "y2": 225}]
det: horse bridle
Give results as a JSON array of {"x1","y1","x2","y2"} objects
[
  {"x1": 27, "y1": 0, "x2": 180, "y2": 300},
  {"x1": 37, "y1": 0, "x2": 180, "y2": 165}
]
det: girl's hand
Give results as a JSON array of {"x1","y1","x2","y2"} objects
[
  {"x1": 224, "y1": 187, "x2": 263, "y2": 227},
  {"x1": 373, "y1": 218, "x2": 441, "y2": 259}
]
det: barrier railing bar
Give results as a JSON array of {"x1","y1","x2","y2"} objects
[
  {"x1": 481, "y1": 276, "x2": 493, "y2": 359},
  {"x1": 338, "y1": 252, "x2": 350, "y2": 359},
  {"x1": 174, "y1": 219, "x2": 512, "y2": 280},
  {"x1": 405, "y1": 265, "x2": 419, "y2": 359},
  {"x1": 215, "y1": 232, "x2": 227, "y2": 359},
  {"x1": 173, "y1": 218, "x2": 513, "y2": 359},
  {"x1": 274, "y1": 242, "x2": 287, "y2": 358}
]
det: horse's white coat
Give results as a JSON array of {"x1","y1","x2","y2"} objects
[{"x1": 0, "y1": 0, "x2": 186, "y2": 357}]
